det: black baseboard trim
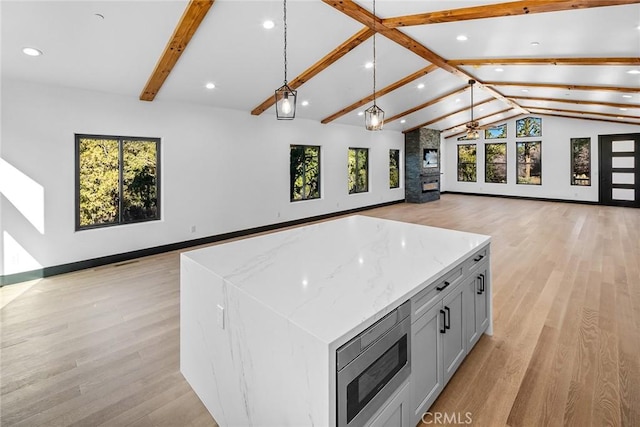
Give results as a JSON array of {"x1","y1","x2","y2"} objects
[
  {"x1": 440, "y1": 191, "x2": 600, "y2": 205},
  {"x1": 1, "y1": 199, "x2": 405, "y2": 287}
]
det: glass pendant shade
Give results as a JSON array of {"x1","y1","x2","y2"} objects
[
  {"x1": 275, "y1": 83, "x2": 297, "y2": 120},
  {"x1": 365, "y1": 104, "x2": 384, "y2": 131}
]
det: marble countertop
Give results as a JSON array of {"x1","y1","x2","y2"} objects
[{"x1": 183, "y1": 215, "x2": 490, "y2": 345}]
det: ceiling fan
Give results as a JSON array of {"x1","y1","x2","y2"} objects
[{"x1": 465, "y1": 79, "x2": 481, "y2": 139}]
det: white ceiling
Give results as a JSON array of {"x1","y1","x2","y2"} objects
[{"x1": 2, "y1": 0, "x2": 639, "y2": 134}]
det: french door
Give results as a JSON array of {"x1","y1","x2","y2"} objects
[{"x1": 599, "y1": 133, "x2": 640, "y2": 208}]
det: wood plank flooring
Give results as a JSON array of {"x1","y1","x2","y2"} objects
[{"x1": 1, "y1": 194, "x2": 639, "y2": 426}]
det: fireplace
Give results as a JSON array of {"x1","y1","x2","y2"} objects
[{"x1": 422, "y1": 175, "x2": 439, "y2": 192}]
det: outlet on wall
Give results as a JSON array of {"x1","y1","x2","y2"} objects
[{"x1": 190, "y1": 225, "x2": 196, "y2": 233}]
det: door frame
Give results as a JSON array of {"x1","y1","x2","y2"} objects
[{"x1": 598, "y1": 133, "x2": 640, "y2": 208}]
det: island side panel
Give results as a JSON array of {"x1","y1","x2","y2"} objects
[{"x1": 180, "y1": 255, "x2": 330, "y2": 427}]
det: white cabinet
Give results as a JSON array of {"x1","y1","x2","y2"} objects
[
  {"x1": 368, "y1": 381, "x2": 412, "y2": 427},
  {"x1": 442, "y1": 282, "x2": 466, "y2": 385}
]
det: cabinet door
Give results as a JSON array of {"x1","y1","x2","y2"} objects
[
  {"x1": 368, "y1": 380, "x2": 412, "y2": 427},
  {"x1": 411, "y1": 303, "x2": 443, "y2": 424},
  {"x1": 442, "y1": 282, "x2": 466, "y2": 385},
  {"x1": 464, "y1": 274, "x2": 479, "y2": 350},
  {"x1": 475, "y1": 263, "x2": 490, "y2": 335}
]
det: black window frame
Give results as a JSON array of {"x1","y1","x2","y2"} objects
[
  {"x1": 457, "y1": 144, "x2": 477, "y2": 182},
  {"x1": 570, "y1": 137, "x2": 591, "y2": 186},
  {"x1": 290, "y1": 144, "x2": 321, "y2": 202},
  {"x1": 516, "y1": 140, "x2": 542, "y2": 185},
  {"x1": 485, "y1": 143, "x2": 507, "y2": 184},
  {"x1": 348, "y1": 147, "x2": 369, "y2": 194},
  {"x1": 389, "y1": 149, "x2": 400, "y2": 189},
  {"x1": 75, "y1": 133, "x2": 161, "y2": 231}
]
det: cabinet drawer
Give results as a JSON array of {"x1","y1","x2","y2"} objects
[
  {"x1": 466, "y1": 246, "x2": 489, "y2": 273},
  {"x1": 411, "y1": 266, "x2": 463, "y2": 319}
]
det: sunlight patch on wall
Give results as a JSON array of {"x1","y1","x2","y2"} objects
[
  {"x1": 0, "y1": 158, "x2": 45, "y2": 233},
  {"x1": 3, "y1": 231, "x2": 42, "y2": 275}
]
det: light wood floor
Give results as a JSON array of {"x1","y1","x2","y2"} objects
[{"x1": 1, "y1": 194, "x2": 639, "y2": 427}]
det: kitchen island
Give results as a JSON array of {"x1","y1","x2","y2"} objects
[{"x1": 180, "y1": 215, "x2": 491, "y2": 427}]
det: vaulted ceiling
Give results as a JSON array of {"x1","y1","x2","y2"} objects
[{"x1": 2, "y1": 0, "x2": 639, "y2": 137}]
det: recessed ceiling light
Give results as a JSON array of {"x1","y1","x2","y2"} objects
[
  {"x1": 22, "y1": 47, "x2": 43, "y2": 56},
  {"x1": 417, "y1": 83, "x2": 425, "y2": 89},
  {"x1": 456, "y1": 35, "x2": 468, "y2": 41},
  {"x1": 263, "y1": 20, "x2": 275, "y2": 29},
  {"x1": 497, "y1": 114, "x2": 503, "y2": 118},
  {"x1": 364, "y1": 62, "x2": 373, "y2": 69},
  {"x1": 479, "y1": 108, "x2": 484, "y2": 112},
  {"x1": 521, "y1": 89, "x2": 529, "y2": 93},
  {"x1": 530, "y1": 41, "x2": 540, "y2": 46},
  {"x1": 622, "y1": 94, "x2": 632, "y2": 98},
  {"x1": 455, "y1": 98, "x2": 461, "y2": 103},
  {"x1": 205, "y1": 82, "x2": 215, "y2": 89},
  {"x1": 495, "y1": 68, "x2": 504, "y2": 72},
  {"x1": 617, "y1": 116, "x2": 624, "y2": 119},
  {"x1": 400, "y1": 119, "x2": 406, "y2": 124},
  {"x1": 627, "y1": 69, "x2": 640, "y2": 74},
  {"x1": 301, "y1": 100, "x2": 309, "y2": 106},
  {"x1": 357, "y1": 111, "x2": 364, "y2": 116},
  {"x1": 620, "y1": 108, "x2": 628, "y2": 111}
]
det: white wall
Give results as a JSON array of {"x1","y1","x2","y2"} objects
[
  {"x1": 0, "y1": 79, "x2": 404, "y2": 276},
  {"x1": 441, "y1": 115, "x2": 639, "y2": 201}
]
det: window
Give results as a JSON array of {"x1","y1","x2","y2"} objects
[
  {"x1": 76, "y1": 134, "x2": 160, "y2": 230},
  {"x1": 571, "y1": 138, "x2": 591, "y2": 186},
  {"x1": 348, "y1": 148, "x2": 369, "y2": 194},
  {"x1": 290, "y1": 145, "x2": 321, "y2": 201},
  {"x1": 485, "y1": 124, "x2": 507, "y2": 139},
  {"x1": 516, "y1": 141, "x2": 542, "y2": 185},
  {"x1": 389, "y1": 149, "x2": 400, "y2": 189},
  {"x1": 516, "y1": 117, "x2": 542, "y2": 137},
  {"x1": 457, "y1": 144, "x2": 477, "y2": 182},
  {"x1": 485, "y1": 143, "x2": 507, "y2": 183}
]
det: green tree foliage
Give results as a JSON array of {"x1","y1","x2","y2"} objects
[
  {"x1": 485, "y1": 143, "x2": 507, "y2": 183},
  {"x1": 389, "y1": 149, "x2": 400, "y2": 188},
  {"x1": 78, "y1": 136, "x2": 159, "y2": 228},
  {"x1": 290, "y1": 145, "x2": 320, "y2": 201},
  {"x1": 516, "y1": 117, "x2": 542, "y2": 138},
  {"x1": 348, "y1": 148, "x2": 368, "y2": 194},
  {"x1": 78, "y1": 138, "x2": 119, "y2": 227},
  {"x1": 571, "y1": 138, "x2": 590, "y2": 185},
  {"x1": 517, "y1": 141, "x2": 541, "y2": 185},
  {"x1": 457, "y1": 144, "x2": 477, "y2": 182}
]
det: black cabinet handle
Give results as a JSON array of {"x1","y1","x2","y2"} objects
[
  {"x1": 480, "y1": 274, "x2": 485, "y2": 293},
  {"x1": 477, "y1": 274, "x2": 485, "y2": 294},
  {"x1": 436, "y1": 281, "x2": 450, "y2": 291},
  {"x1": 444, "y1": 306, "x2": 451, "y2": 330},
  {"x1": 440, "y1": 309, "x2": 446, "y2": 334},
  {"x1": 474, "y1": 254, "x2": 484, "y2": 262}
]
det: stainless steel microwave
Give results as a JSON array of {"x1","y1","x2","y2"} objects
[{"x1": 336, "y1": 300, "x2": 411, "y2": 427}]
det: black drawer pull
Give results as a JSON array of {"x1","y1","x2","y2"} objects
[
  {"x1": 436, "y1": 281, "x2": 450, "y2": 291},
  {"x1": 477, "y1": 274, "x2": 485, "y2": 294},
  {"x1": 473, "y1": 254, "x2": 484, "y2": 262},
  {"x1": 444, "y1": 306, "x2": 451, "y2": 330},
  {"x1": 440, "y1": 309, "x2": 446, "y2": 334}
]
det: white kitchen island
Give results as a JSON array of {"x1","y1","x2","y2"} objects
[{"x1": 180, "y1": 215, "x2": 491, "y2": 427}]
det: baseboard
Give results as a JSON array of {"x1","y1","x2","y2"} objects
[
  {"x1": 1, "y1": 199, "x2": 405, "y2": 287},
  {"x1": 440, "y1": 191, "x2": 600, "y2": 205}
]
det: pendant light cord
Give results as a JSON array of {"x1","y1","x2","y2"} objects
[
  {"x1": 372, "y1": 0, "x2": 376, "y2": 103},
  {"x1": 283, "y1": 0, "x2": 288, "y2": 85}
]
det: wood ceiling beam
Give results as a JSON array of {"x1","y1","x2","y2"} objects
[
  {"x1": 508, "y1": 96, "x2": 640, "y2": 110},
  {"x1": 385, "y1": 86, "x2": 468, "y2": 124},
  {"x1": 440, "y1": 108, "x2": 514, "y2": 133},
  {"x1": 320, "y1": 64, "x2": 438, "y2": 124},
  {"x1": 251, "y1": 26, "x2": 374, "y2": 116},
  {"x1": 140, "y1": 0, "x2": 214, "y2": 101},
  {"x1": 485, "y1": 81, "x2": 640, "y2": 93},
  {"x1": 402, "y1": 99, "x2": 499, "y2": 133},
  {"x1": 443, "y1": 112, "x2": 524, "y2": 139},
  {"x1": 382, "y1": 0, "x2": 640, "y2": 27},
  {"x1": 448, "y1": 57, "x2": 640, "y2": 66},
  {"x1": 524, "y1": 106, "x2": 640, "y2": 120},
  {"x1": 534, "y1": 112, "x2": 640, "y2": 127},
  {"x1": 322, "y1": 0, "x2": 527, "y2": 123}
]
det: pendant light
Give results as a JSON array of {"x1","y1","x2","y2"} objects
[
  {"x1": 466, "y1": 79, "x2": 479, "y2": 139},
  {"x1": 274, "y1": 0, "x2": 296, "y2": 120},
  {"x1": 365, "y1": 0, "x2": 384, "y2": 131}
]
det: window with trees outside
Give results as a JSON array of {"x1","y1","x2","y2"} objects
[
  {"x1": 571, "y1": 138, "x2": 591, "y2": 186},
  {"x1": 485, "y1": 143, "x2": 507, "y2": 183},
  {"x1": 348, "y1": 147, "x2": 369, "y2": 194},
  {"x1": 517, "y1": 141, "x2": 542, "y2": 185},
  {"x1": 389, "y1": 149, "x2": 400, "y2": 189},
  {"x1": 457, "y1": 144, "x2": 477, "y2": 182},
  {"x1": 290, "y1": 145, "x2": 321, "y2": 201},
  {"x1": 76, "y1": 134, "x2": 160, "y2": 230}
]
